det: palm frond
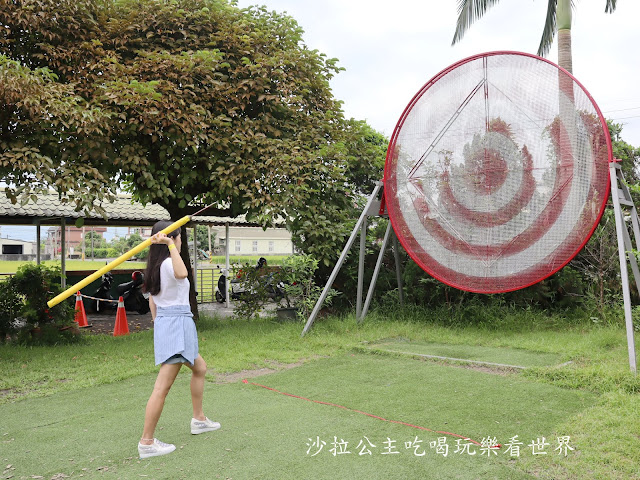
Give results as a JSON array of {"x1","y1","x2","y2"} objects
[
  {"x1": 537, "y1": 0, "x2": 557, "y2": 57},
  {"x1": 451, "y1": 0, "x2": 501, "y2": 46},
  {"x1": 605, "y1": 0, "x2": 617, "y2": 14}
]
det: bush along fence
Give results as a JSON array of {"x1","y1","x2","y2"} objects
[{"x1": 0, "y1": 263, "x2": 78, "y2": 345}]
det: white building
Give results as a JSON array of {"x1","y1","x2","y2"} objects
[
  {"x1": 212, "y1": 226, "x2": 293, "y2": 256},
  {"x1": 128, "y1": 225, "x2": 293, "y2": 256},
  {"x1": 0, "y1": 237, "x2": 37, "y2": 258}
]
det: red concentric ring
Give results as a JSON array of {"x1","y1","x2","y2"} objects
[{"x1": 384, "y1": 51, "x2": 611, "y2": 293}]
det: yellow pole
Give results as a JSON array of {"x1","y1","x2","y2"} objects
[{"x1": 47, "y1": 215, "x2": 191, "y2": 308}]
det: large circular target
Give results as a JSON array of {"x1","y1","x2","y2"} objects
[{"x1": 384, "y1": 51, "x2": 611, "y2": 293}]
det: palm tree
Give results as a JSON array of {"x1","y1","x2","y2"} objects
[{"x1": 452, "y1": 0, "x2": 618, "y2": 74}]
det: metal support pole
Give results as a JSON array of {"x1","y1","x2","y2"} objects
[
  {"x1": 193, "y1": 226, "x2": 198, "y2": 302},
  {"x1": 302, "y1": 182, "x2": 383, "y2": 336},
  {"x1": 225, "y1": 222, "x2": 230, "y2": 309},
  {"x1": 60, "y1": 218, "x2": 66, "y2": 289},
  {"x1": 609, "y1": 161, "x2": 637, "y2": 374},
  {"x1": 356, "y1": 218, "x2": 367, "y2": 318},
  {"x1": 392, "y1": 231, "x2": 404, "y2": 307},
  {"x1": 36, "y1": 220, "x2": 41, "y2": 265},
  {"x1": 359, "y1": 221, "x2": 392, "y2": 322}
]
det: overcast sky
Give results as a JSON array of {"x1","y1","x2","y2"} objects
[{"x1": 235, "y1": 0, "x2": 640, "y2": 147}]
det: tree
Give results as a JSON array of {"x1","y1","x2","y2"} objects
[
  {"x1": 82, "y1": 230, "x2": 107, "y2": 257},
  {"x1": 569, "y1": 121, "x2": 640, "y2": 311},
  {"x1": 186, "y1": 225, "x2": 216, "y2": 254},
  {"x1": 452, "y1": 0, "x2": 618, "y2": 73},
  {"x1": 0, "y1": 0, "x2": 385, "y2": 315},
  {"x1": 0, "y1": 54, "x2": 115, "y2": 215}
]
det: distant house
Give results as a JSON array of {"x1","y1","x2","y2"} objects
[
  {"x1": 0, "y1": 237, "x2": 38, "y2": 260},
  {"x1": 212, "y1": 226, "x2": 293, "y2": 256},
  {"x1": 127, "y1": 225, "x2": 293, "y2": 257},
  {"x1": 128, "y1": 226, "x2": 153, "y2": 238},
  {"x1": 46, "y1": 226, "x2": 107, "y2": 258}
]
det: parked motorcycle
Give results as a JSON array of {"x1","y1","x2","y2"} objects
[
  {"x1": 87, "y1": 271, "x2": 150, "y2": 314},
  {"x1": 215, "y1": 258, "x2": 282, "y2": 303},
  {"x1": 88, "y1": 272, "x2": 116, "y2": 313},
  {"x1": 117, "y1": 270, "x2": 150, "y2": 314},
  {"x1": 215, "y1": 267, "x2": 245, "y2": 303}
]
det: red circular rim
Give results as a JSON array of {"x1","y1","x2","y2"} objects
[{"x1": 383, "y1": 51, "x2": 612, "y2": 293}]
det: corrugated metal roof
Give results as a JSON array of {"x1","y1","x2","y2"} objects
[{"x1": 0, "y1": 191, "x2": 263, "y2": 227}]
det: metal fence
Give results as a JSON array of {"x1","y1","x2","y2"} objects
[
  {"x1": 195, "y1": 266, "x2": 222, "y2": 304},
  {"x1": 0, "y1": 273, "x2": 13, "y2": 283}
]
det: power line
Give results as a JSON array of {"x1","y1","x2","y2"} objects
[
  {"x1": 610, "y1": 115, "x2": 640, "y2": 121},
  {"x1": 602, "y1": 106, "x2": 640, "y2": 114}
]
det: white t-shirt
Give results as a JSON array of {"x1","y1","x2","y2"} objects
[{"x1": 151, "y1": 257, "x2": 190, "y2": 307}]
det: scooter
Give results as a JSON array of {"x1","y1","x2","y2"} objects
[
  {"x1": 88, "y1": 271, "x2": 150, "y2": 314},
  {"x1": 215, "y1": 267, "x2": 244, "y2": 303},
  {"x1": 215, "y1": 259, "x2": 283, "y2": 303},
  {"x1": 88, "y1": 272, "x2": 116, "y2": 313},
  {"x1": 117, "y1": 271, "x2": 150, "y2": 314}
]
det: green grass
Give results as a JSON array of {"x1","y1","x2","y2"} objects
[
  {"x1": 1, "y1": 307, "x2": 640, "y2": 479},
  {"x1": 0, "y1": 256, "x2": 288, "y2": 274},
  {"x1": 0, "y1": 259, "x2": 147, "y2": 273},
  {"x1": 0, "y1": 354, "x2": 593, "y2": 480}
]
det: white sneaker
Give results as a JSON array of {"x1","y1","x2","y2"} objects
[
  {"x1": 191, "y1": 417, "x2": 221, "y2": 435},
  {"x1": 138, "y1": 438, "x2": 176, "y2": 459}
]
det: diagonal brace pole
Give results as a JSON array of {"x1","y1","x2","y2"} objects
[
  {"x1": 302, "y1": 182, "x2": 383, "y2": 336},
  {"x1": 610, "y1": 161, "x2": 638, "y2": 374},
  {"x1": 358, "y1": 221, "x2": 393, "y2": 322}
]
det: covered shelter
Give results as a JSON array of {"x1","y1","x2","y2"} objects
[{"x1": 0, "y1": 192, "x2": 276, "y2": 305}]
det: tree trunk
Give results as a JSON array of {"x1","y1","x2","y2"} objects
[
  {"x1": 557, "y1": 29, "x2": 573, "y2": 75},
  {"x1": 180, "y1": 232, "x2": 200, "y2": 322},
  {"x1": 165, "y1": 208, "x2": 200, "y2": 321},
  {"x1": 556, "y1": 0, "x2": 572, "y2": 74}
]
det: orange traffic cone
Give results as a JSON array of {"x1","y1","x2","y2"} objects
[
  {"x1": 113, "y1": 296, "x2": 129, "y2": 336},
  {"x1": 74, "y1": 291, "x2": 90, "y2": 328}
]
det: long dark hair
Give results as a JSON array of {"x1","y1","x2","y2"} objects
[{"x1": 144, "y1": 221, "x2": 182, "y2": 295}]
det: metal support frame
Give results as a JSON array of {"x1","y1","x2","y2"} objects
[
  {"x1": 60, "y1": 217, "x2": 66, "y2": 289},
  {"x1": 193, "y1": 226, "x2": 198, "y2": 298},
  {"x1": 358, "y1": 221, "x2": 393, "y2": 322},
  {"x1": 302, "y1": 182, "x2": 404, "y2": 336},
  {"x1": 225, "y1": 222, "x2": 230, "y2": 309},
  {"x1": 609, "y1": 161, "x2": 639, "y2": 374},
  {"x1": 36, "y1": 220, "x2": 41, "y2": 265}
]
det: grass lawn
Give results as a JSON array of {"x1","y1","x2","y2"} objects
[
  {"x1": 0, "y1": 260, "x2": 147, "y2": 274},
  {"x1": 1, "y1": 307, "x2": 639, "y2": 479},
  {"x1": 0, "y1": 256, "x2": 288, "y2": 274}
]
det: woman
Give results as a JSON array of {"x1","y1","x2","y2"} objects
[{"x1": 138, "y1": 221, "x2": 220, "y2": 459}]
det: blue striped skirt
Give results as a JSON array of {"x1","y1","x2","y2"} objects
[{"x1": 154, "y1": 305, "x2": 199, "y2": 366}]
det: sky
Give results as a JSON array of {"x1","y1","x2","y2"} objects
[
  {"x1": 4, "y1": 0, "x2": 640, "y2": 243},
  {"x1": 234, "y1": 0, "x2": 640, "y2": 145}
]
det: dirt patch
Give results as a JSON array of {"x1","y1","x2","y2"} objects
[
  {"x1": 209, "y1": 360, "x2": 306, "y2": 384},
  {"x1": 82, "y1": 303, "x2": 234, "y2": 335},
  {"x1": 447, "y1": 361, "x2": 519, "y2": 376},
  {"x1": 83, "y1": 311, "x2": 153, "y2": 335}
]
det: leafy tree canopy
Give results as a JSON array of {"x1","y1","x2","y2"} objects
[{"x1": 0, "y1": 0, "x2": 385, "y2": 267}]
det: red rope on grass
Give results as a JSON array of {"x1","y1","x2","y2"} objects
[{"x1": 242, "y1": 379, "x2": 495, "y2": 447}]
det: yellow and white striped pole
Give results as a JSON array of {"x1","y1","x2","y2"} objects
[{"x1": 47, "y1": 215, "x2": 191, "y2": 308}]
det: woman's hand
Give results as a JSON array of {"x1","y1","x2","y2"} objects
[{"x1": 151, "y1": 232, "x2": 175, "y2": 246}]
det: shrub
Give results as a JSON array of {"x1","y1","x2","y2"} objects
[
  {"x1": 0, "y1": 280, "x2": 21, "y2": 342},
  {"x1": 232, "y1": 262, "x2": 281, "y2": 320},
  {"x1": 9, "y1": 263, "x2": 79, "y2": 345},
  {"x1": 278, "y1": 254, "x2": 337, "y2": 321}
]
